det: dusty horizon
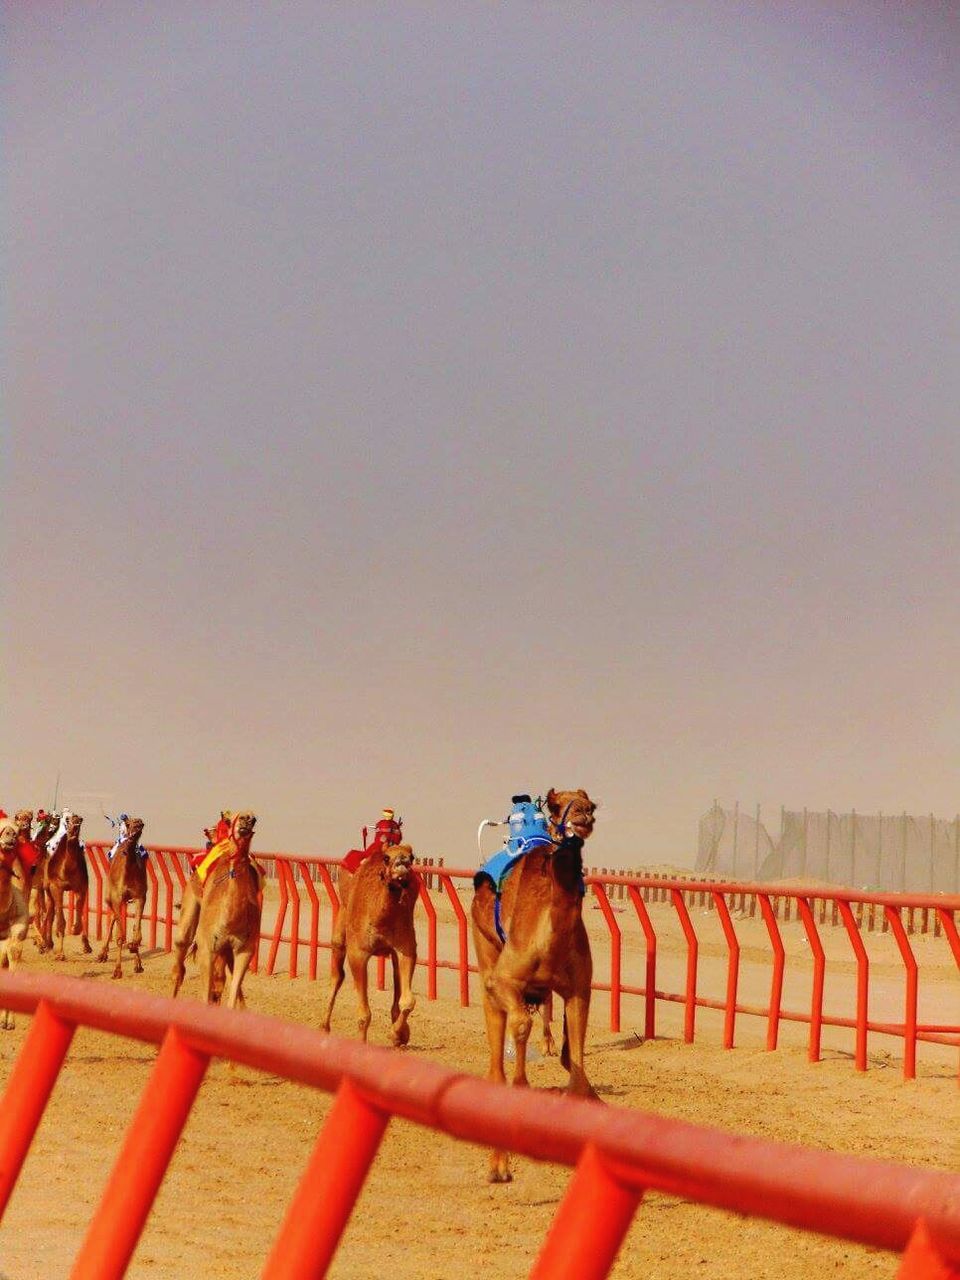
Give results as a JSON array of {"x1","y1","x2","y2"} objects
[{"x1": 6, "y1": 4, "x2": 960, "y2": 870}]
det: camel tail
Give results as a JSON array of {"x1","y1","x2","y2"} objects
[{"x1": 560, "y1": 1010, "x2": 570, "y2": 1071}]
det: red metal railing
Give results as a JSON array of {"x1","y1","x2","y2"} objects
[
  {"x1": 0, "y1": 972, "x2": 957, "y2": 1279},
  {"x1": 80, "y1": 846, "x2": 960, "y2": 1081}
]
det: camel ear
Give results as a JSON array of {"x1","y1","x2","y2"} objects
[
  {"x1": 577, "y1": 789, "x2": 589, "y2": 799},
  {"x1": 545, "y1": 788, "x2": 559, "y2": 813}
]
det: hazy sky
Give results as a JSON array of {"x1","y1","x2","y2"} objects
[{"x1": 6, "y1": 3, "x2": 960, "y2": 865}]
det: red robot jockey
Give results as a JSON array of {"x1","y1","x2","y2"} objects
[{"x1": 341, "y1": 808, "x2": 403, "y2": 873}]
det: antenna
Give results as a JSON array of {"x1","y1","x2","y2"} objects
[{"x1": 52, "y1": 771, "x2": 61, "y2": 811}]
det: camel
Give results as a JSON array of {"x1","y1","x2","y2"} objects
[
  {"x1": 171, "y1": 811, "x2": 260, "y2": 1008},
  {"x1": 43, "y1": 812, "x2": 92, "y2": 960},
  {"x1": 470, "y1": 787, "x2": 598, "y2": 1183},
  {"x1": 0, "y1": 825, "x2": 30, "y2": 1029},
  {"x1": 29, "y1": 810, "x2": 60, "y2": 951},
  {"x1": 320, "y1": 842, "x2": 418, "y2": 1046},
  {"x1": 11, "y1": 810, "x2": 41, "y2": 946},
  {"x1": 97, "y1": 817, "x2": 147, "y2": 979}
]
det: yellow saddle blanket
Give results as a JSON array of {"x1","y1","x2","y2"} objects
[{"x1": 195, "y1": 837, "x2": 233, "y2": 885}]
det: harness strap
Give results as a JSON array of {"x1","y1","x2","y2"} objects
[{"x1": 494, "y1": 895, "x2": 506, "y2": 944}]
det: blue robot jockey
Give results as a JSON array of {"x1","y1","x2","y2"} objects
[{"x1": 474, "y1": 795, "x2": 558, "y2": 942}]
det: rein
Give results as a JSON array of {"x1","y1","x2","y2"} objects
[{"x1": 208, "y1": 845, "x2": 254, "y2": 891}]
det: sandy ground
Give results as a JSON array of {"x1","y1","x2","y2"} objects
[{"x1": 0, "y1": 889, "x2": 956, "y2": 1280}]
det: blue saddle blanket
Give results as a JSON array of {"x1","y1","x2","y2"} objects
[{"x1": 476, "y1": 838, "x2": 554, "y2": 895}]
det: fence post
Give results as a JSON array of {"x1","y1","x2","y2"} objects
[
  {"x1": 530, "y1": 1144, "x2": 641, "y2": 1280},
  {"x1": 901, "y1": 812, "x2": 908, "y2": 894},
  {"x1": 801, "y1": 807, "x2": 808, "y2": 879},
  {"x1": 71, "y1": 1029, "x2": 209, "y2": 1279},
  {"x1": 930, "y1": 813, "x2": 936, "y2": 894}
]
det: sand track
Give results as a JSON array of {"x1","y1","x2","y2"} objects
[{"x1": 0, "y1": 912, "x2": 955, "y2": 1280}]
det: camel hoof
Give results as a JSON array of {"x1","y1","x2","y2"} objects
[
  {"x1": 96, "y1": 950, "x2": 109, "y2": 964},
  {"x1": 81, "y1": 940, "x2": 93, "y2": 954},
  {"x1": 111, "y1": 968, "x2": 122, "y2": 980},
  {"x1": 134, "y1": 960, "x2": 144, "y2": 974},
  {"x1": 487, "y1": 1168, "x2": 513, "y2": 1184},
  {"x1": 391, "y1": 1024, "x2": 411, "y2": 1048},
  {"x1": 54, "y1": 954, "x2": 66, "y2": 963}
]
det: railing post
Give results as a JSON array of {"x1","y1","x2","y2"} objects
[
  {"x1": 262, "y1": 1079, "x2": 389, "y2": 1279},
  {"x1": 71, "y1": 1028, "x2": 209, "y2": 1279},
  {"x1": 627, "y1": 886, "x2": 657, "y2": 1041},
  {"x1": 416, "y1": 876, "x2": 438, "y2": 1001},
  {"x1": 591, "y1": 882, "x2": 621, "y2": 1033},
  {"x1": 837, "y1": 900, "x2": 870, "y2": 1072},
  {"x1": 0, "y1": 1000, "x2": 75, "y2": 1219},
  {"x1": 670, "y1": 889, "x2": 699, "y2": 1043},
  {"x1": 440, "y1": 874, "x2": 470, "y2": 1006},
  {"x1": 530, "y1": 1144, "x2": 642, "y2": 1280}
]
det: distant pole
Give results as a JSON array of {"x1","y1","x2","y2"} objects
[
  {"x1": 901, "y1": 811, "x2": 908, "y2": 893},
  {"x1": 877, "y1": 811, "x2": 882, "y2": 889},
  {"x1": 52, "y1": 771, "x2": 61, "y2": 811},
  {"x1": 825, "y1": 810, "x2": 832, "y2": 883},
  {"x1": 800, "y1": 807, "x2": 808, "y2": 878},
  {"x1": 753, "y1": 803, "x2": 761, "y2": 878},
  {"x1": 851, "y1": 808, "x2": 857, "y2": 885},
  {"x1": 731, "y1": 800, "x2": 739, "y2": 880},
  {"x1": 954, "y1": 816, "x2": 959, "y2": 894},
  {"x1": 930, "y1": 813, "x2": 936, "y2": 894}
]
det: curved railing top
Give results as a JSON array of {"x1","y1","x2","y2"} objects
[
  {"x1": 123, "y1": 844, "x2": 960, "y2": 911},
  {"x1": 0, "y1": 971, "x2": 958, "y2": 1265}
]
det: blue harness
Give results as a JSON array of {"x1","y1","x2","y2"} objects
[{"x1": 476, "y1": 796, "x2": 562, "y2": 943}]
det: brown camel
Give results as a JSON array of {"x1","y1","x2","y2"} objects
[
  {"x1": 97, "y1": 818, "x2": 147, "y2": 979},
  {"x1": 470, "y1": 787, "x2": 598, "y2": 1183},
  {"x1": 29, "y1": 811, "x2": 60, "y2": 951},
  {"x1": 0, "y1": 825, "x2": 30, "y2": 1029},
  {"x1": 43, "y1": 813, "x2": 92, "y2": 960},
  {"x1": 172, "y1": 811, "x2": 260, "y2": 1008},
  {"x1": 320, "y1": 842, "x2": 418, "y2": 1046}
]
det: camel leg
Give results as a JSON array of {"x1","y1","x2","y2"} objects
[
  {"x1": 112, "y1": 902, "x2": 126, "y2": 980},
  {"x1": 171, "y1": 881, "x2": 202, "y2": 998},
  {"x1": 198, "y1": 942, "x2": 216, "y2": 1005},
  {"x1": 40, "y1": 887, "x2": 54, "y2": 952},
  {"x1": 474, "y1": 926, "x2": 521, "y2": 1181},
  {"x1": 129, "y1": 898, "x2": 145, "y2": 974},
  {"x1": 561, "y1": 990, "x2": 597, "y2": 1099},
  {"x1": 319, "y1": 930, "x2": 347, "y2": 1032},
  {"x1": 0, "y1": 952, "x2": 11, "y2": 1030},
  {"x1": 479, "y1": 990, "x2": 512, "y2": 1182},
  {"x1": 74, "y1": 882, "x2": 92, "y2": 953},
  {"x1": 29, "y1": 876, "x2": 46, "y2": 951},
  {"x1": 348, "y1": 948, "x2": 372, "y2": 1042},
  {"x1": 97, "y1": 909, "x2": 116, "y2": 964},
  {"x1": 225, "y1": 950, "x2": 252, "y2": 1010},
  {"x1": 50, "y1": 885, "x2": 67, "y2": 961},
  {"x1": 0, "y1": 933, "x2": 24, "y2": 1029},
  {"x1": 540, "y1": 992, "x2": 558, "y2": 1056},
  {"x1": 389, "y1": 947, "x2": 416, "y2": 1048}
]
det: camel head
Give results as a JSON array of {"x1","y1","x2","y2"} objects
[
  {"x1": 232, "y1": 811, "x2": 256, "y2": 843},
  {"x1": 0, "y1": 825, "x2": 17, "y2": 863},
  {"x1": 546, "y1": 789, "x2": 597, "y2": 841},
  {"x1": 66, "y1": 813, "x2": 84, "y2": 840},
  {"x1": 13, "y1": 810, "x2": 33, "y2": 838},
  {"x1": 126, "y1": 817, "x2": 145, "y2": 842},
  {"x1": 381, "y1": 842, "x2": 415, "y2": 890}
]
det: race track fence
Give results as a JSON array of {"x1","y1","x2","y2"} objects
[
  {"x1": 82, "y1": 845, "x2": 960, "y2": 1082},
  {"x1": 0, "y1": 972, "x2": 957, "y2": 1279}
]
